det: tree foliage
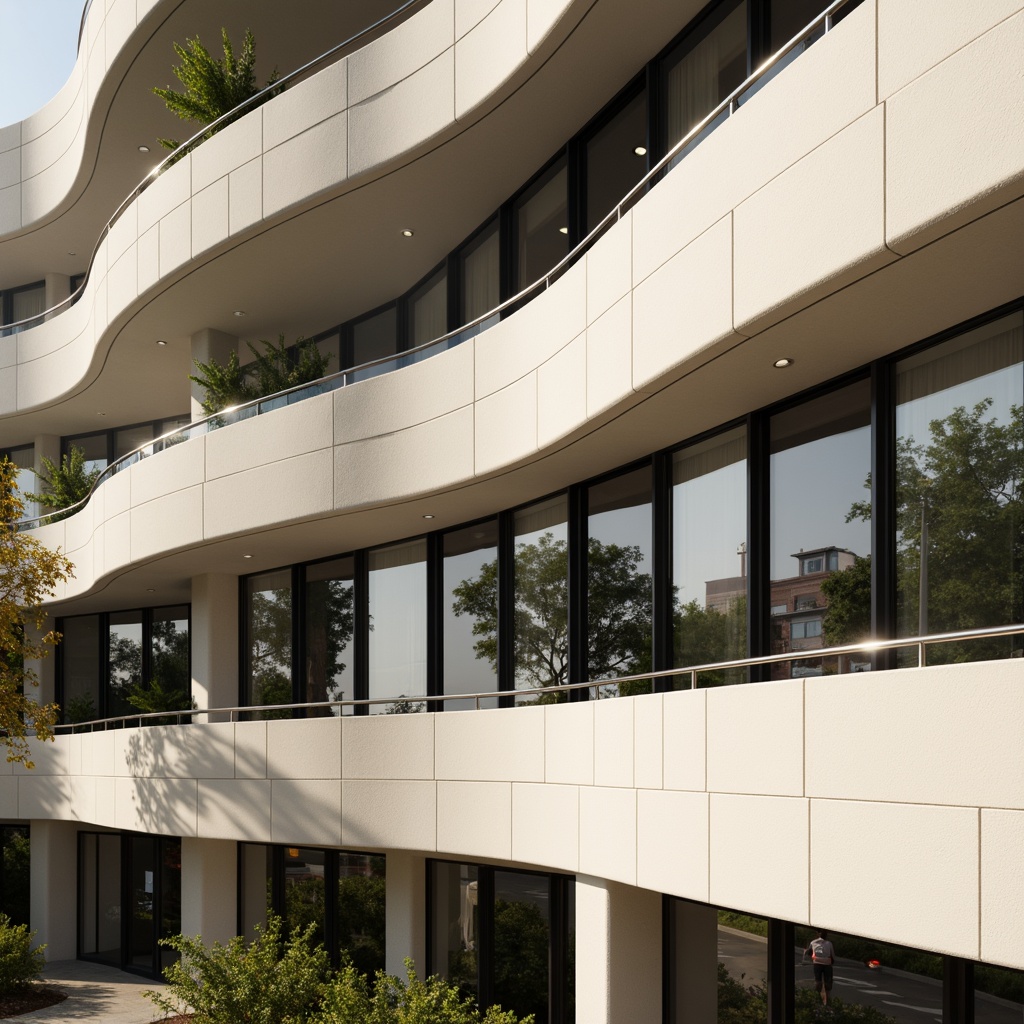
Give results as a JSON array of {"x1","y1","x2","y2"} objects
[
  {"x1": 153, "y1": 28, "x2": 282, "y2": 151},
  {"x1": 451, "y1": 533, "x2": 653, "y2": 697},
  {"x1": 145, "y1": 914, "x2": 330, "y2": 1024},
  {"x1": 191, "y1": 336, "x2": 334, "y2": 415},
  {"x1": 24, "y1": 445, "x2": 100, "y2": 520},
  {"x1": 0, "y1": 459, "x2": 74, "y2": 767},
  {"x1": 0, "y1": 913, "x2": 45, "y2": 995}
]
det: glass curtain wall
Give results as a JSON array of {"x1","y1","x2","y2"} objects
[
  {"x1": 584, "y1": 89, "x2": 648, "y2": 232},
  {"x1": 350, "y1": 306, "x2": 399, "y2": 378},
  {"x1": 108, "y1": 611, "x2": 143, "y2": 718},
  {"x1": 460, "y1": 220, "x2": 500, "y2": 329},
  {"x1": 283, "y1": 846, "x2": 326, "y2": 945},
  {"x1": 79, "y1": 833, "x2": 122, "y2": 966},
  {"x1": 672, "y1": 427, "x2": 748, "y2": 685},
  {"x1": 513, "y1": 495, "x2": 569, "y2": 699},
  {"x1": 493, "y1": 870, "x2": 552, "y2": 1024},
  {"x1": 336, "y1": 853, "x2": 386, "y2": 976},
  {"x1": 246, "y1": 570, "x2": 294, "y2": 713},
  {"x1": 62, "y1": 615, "x2": 102, "y2": 723},
  {"x1": 894, "y1": 313, "x2": 1024, "y2": 662},
  {"x1": 663, "y1": 0, "x2": 748, "y2": 165},
  {"x1": 0, "y1": 826, "x2": 30, "y2": 927},
  {"x1": 305, "y1": 558, "x2": 355, "y2": 710},
  {"x1": 368, "y1": 539, "x2": 427, "y2": 712},
  {"x1": 408, "y1": 266, "x2": 448, "y2": 349},
  {"x1": 445, "y1": 521, "x2": 500, "y2": 708},
  {"x1": 514, "y1": 157, "x2": 569, "y2": 289},
  {"x1": 586, "y1": 467, "x2": 653, "y2": 695},
  {"x1": 150, "y1": 605, "x2": 190, "y2": 700},
  {"x1": 430, "y1": 861, "x2": 481, "y2": 1003},
  {"x1": 769, "y1": 380, "x2": 871, "y2": 677}
]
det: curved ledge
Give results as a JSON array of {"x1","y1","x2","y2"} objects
[{"x1": 8, "y1": 659, "x2": 1024, "y2": 970}]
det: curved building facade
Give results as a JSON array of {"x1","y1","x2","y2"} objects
[{"x1": 2, "y1": 0, "x2": 1024, "y2": 1020}]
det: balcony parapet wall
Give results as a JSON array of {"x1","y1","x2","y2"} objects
[{"x1": 4, "y1": 660, "x2": 1024, "y2": 970}]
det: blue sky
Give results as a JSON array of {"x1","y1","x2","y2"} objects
[{"x1": 0, "y1": 0, "x2": 82, "y2": 127}]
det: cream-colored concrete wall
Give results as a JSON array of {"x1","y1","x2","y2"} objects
[
  {"x1": 10, "y1": 0, "x2": 1022, "y2": 437},
  {"x1": 17, "y1": 658, "x2": 1024, "y2": 969}
]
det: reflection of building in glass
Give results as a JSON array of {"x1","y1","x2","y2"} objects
[{"x1": 4, "y1": 0, "x2": 1024, "y2": 1022}]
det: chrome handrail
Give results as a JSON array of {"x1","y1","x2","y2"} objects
[
  {"x1": 9, "y1": 0, "x2": 430, "y2": 336},
  {"x1": 15, "y1": 0, "x2": 855, "y2": 529},
  {"x1": 60, "y1": 621, "x2": 1023, "y2": 733}
]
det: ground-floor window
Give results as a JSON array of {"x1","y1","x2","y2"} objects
[
  {"x1": 239, "y1": 844, "x2": 385, "y2": 975},
  {"x1": 78, "y1": 831, "x2": 181, "y2": 977},
  {"x1": 664, "y1": 897, "x2": 1024, "y2": 1023},
  {"x1": 0, "y1": 825, "x2": 29, "y2": 926},
  {"x1": 428, "y1": 860, "x2": 575, "y2": 1024}
]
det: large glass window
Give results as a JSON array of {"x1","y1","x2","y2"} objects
[
  {"x1": 368, "y1": 539, "x2": 427, "y2": 712},
  {"x1": 150, "y1": 605, "x2": 190, "y2": 700},
  {"x1": 350, "y1": 305, "x2": 399, "y2": 374},
  {"x1": 108, "y1": 610, "x2": 143, "y2": 718},
  {"x1": 584, "y1": 89, "x2": 648, "y2": 232},
  {"x1": 79, "y1": 833, "x2": 121, "y2": 966},
  {"x1": 336, "y1": 853, "x2": 386, "y2": 977},
  {"x1": 770, "y1": 380, "x2": 872, "y2": 677},
  {"x1": 305, "y1": 558, "x2": 355, "y2": 710},
  {"x1": 513, "y1": 496, "x2": 569, "y2": 698},
  {"x1": 460, "y1": 220, "x2": 500, "y2": 327},
  {"x1": 895, "y1": 313, "x2": 1024, "y2": 661},
  {"x1": 429, "y1": 862, "x2": 574, "y2": 1024},
  {"x1": 66, "y1": 432, "x2": 109, "y2": 476},
  {"x1": 445, "y1": 521, "x2": 500, "y2": 708},
  {"x1": 246, "y1": 570, "x2": 294, "y2": 712},
  {"x1": 514, "y1": 157, "x2": 568, "y2": 289},
  {"x1": 975, "y1": 962, "x2": 1024, "y2": 1022},
  {"x1": 2, "y1": 445, "x2": 37, "y2": 520},
  {"x1": 283, "y1": 846, "x2": 326, "y2": 946},
  {"x1": 663, "y1": 0, "x2": 747, "y2": 163},
  {"x1": 587, "y1": 467, "x2": 653, "y2": 694},
  {"x1": 62, "y1": 614, "x2": 102, "y2": 723},
  {"x1": 408, "y1": 266, "x2": 448, "y2": 348},
  {"x1": 673, "y1": 427, "x2": 747, "y2": 685}
]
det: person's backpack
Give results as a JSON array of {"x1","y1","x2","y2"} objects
[{"x1": 810, "y1": 938, "x2": 833, "y2": 964}]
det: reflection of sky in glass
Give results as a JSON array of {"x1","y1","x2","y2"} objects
[
  {"x1": 771, "y1": 427, "x2": 871, "y2": 580},
  {"x1": 369, "y1": 558, "x2": 427, "y2": 702},
  {"x1": 674, "y1": 459, "x2": 746, "y2": 604},
  {"x1": 444, "y1": 546, "x2": 497, "y2": 697}
]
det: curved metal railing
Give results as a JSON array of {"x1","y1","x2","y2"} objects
[
  {"x1": 15, "y1": 0, "x2": 856, "y2": 529},
  {"x1": 59, "y1": 620, "x2": 1023, "y2": 732},
  {"x1": 6, "y1": 0, "x2": 429, "y2": 337}
]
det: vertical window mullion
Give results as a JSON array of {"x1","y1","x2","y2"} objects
[
  {"x1": 652, "y1": 451, "x2": 673, "y2": 687},
  {"x1": 478, "y1": 867, "x2": 496, "y2": 1012},
  {"x1": 747, "y1": 411, "x2": 770, "y2": 678},
  {"x1": 353, "y1": 550, "x2": 370, "y2": 713},
  {"x1": 427, "y1": 532, "x2": 444, "y2": 706},
  {"x1": 767, "y1": 918, "x2": 794, "y2": 1024},
  {"x1": 497, "y1": 511, "x2": 515, "y2": 707},
  {"x1": 871, "y1": 358, "x2": 897, "y2": 669},
  {"x1": 293, "y1": 566, "x2": 305, "y2": 711}
]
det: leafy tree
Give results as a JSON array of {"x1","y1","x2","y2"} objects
[
  {"x1": 311, "y1": 958, "x2": 532, "y2": 1024},
  {"x1": 153, "y1": 28, "x2": 282, "y2": 152},
  {"x1": 0, "y1": 459, "x2": 74, "y2": 767},
  {"x1": 452, "y1": 534, "x2": 653, "y2": 698},
  {"x1": 24, "y1": 445, "x2": 100, "y2": 521},
  {"x1": 191, "y1": 336, "x2": 334, "y2": 415},
  {"x1": 145, "y1": 913, "x2": 329, "y2": 1024},
  {"x1": 821, "y1": 555, "x2": 872, "y2": 648}
]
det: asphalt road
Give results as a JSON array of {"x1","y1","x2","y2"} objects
[{"x1": 718, "y1": 927, "x2": 1022, "y2": 1024}]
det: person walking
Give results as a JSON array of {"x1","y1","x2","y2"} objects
[{"x1": 805, "y1": 928, "x2": 836, "y2": 1008}]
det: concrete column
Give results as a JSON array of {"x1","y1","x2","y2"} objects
[
  {"x1": 30, "y1": 820, "x2": 78, "y2": 960},
  {"x1": 385, "y1": 851, "x2": 426, "y2": 977},
  {"x1": 575, "y1": 875, "x2": 662, "y2": 1024},
  {"x1": 666, "y1": 898, "x2": 718, "y2": 1024},
  {"x1": 191, "y1": 573, "x2": 239, "y2": 718},
  {"x1": 43, "y1": 274, "x2": 71, "y2": 320},
  {"x1": 181, "y1": 837, "x2": 238, "y2": 945},
  {"x1": 190, "y1": 328, "x2": 238, "y2": 418}
]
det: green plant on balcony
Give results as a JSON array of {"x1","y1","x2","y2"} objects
[
  {"x1": 153, "y1": 28, "x2": 282, "y2": 153},
  {"x1": 190, "y1": 335, "x2": 333, "y2": 415},
  {"x1": 24, "y1": 446, "x2": 100, "y2": 521}
]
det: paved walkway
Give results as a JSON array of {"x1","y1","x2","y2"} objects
[{"x1": 20, "y1": 960, "x2": 171, "y2": 1022}]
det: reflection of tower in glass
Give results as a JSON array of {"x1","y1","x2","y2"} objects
[{"x1": 461, "y1": 878, "x2": 478, "y2": 950}]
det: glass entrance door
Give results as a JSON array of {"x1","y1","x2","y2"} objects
[{"x1": 79, "y1": 833, "x2": 122, "y2": 965}]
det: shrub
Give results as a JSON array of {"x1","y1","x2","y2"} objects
[
  {"x1": 0, "y1": 913, "x2": 45, "y2": 995},
  {"x1": 145, "y1": 913, "x2": 329, "y2": 1024},
  {"x1": 311, "y1": 959, "x2": 533, "y2": 1024},
  {"x1": 25, "y1": 445, "x2": 100, "y2": 520}
]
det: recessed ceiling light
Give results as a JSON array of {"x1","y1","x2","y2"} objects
[
  {"x1": 558, "y1": 226, "x2": 569, "y2": 235},
  {"x1": 233, "y1": 310, "x2": 246, "y2": 317},
  {"x1": 422, "y1": 514, "x2": 435, "y2": 520},
  {"x1": 138, "y1": 145, "x2": 150, "y2": 153},
  {"x1": 242, "y1": 553, "x2": 253, "y2": 559},
  {"x1": 67, "y1": 250, "x2": 76, "y2": 256},
  {"x1": 401, "y1": 229, "x2": 414, "y2": 237},
  {"x1": 156, "y1": 339, "x2": 168, "y2": 346},
  {"x1": 97, "y1": 411, "x2": 107, "y2": 416},
  {"x1": 773, "y1": 357, "x2": 795, "y2": 368},
  {"x1": 146, "y1": 588, "x2": 156, "y2": 593},
  {"x1": 634, "y1": 145, "x2": 647, "y2": 156}
]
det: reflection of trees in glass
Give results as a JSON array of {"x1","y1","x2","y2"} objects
[
  {"x1": 452, "y1": 534, "x2": 653, "y2": 696},
  {"x1": 675, "y1": 597, "x2": 747, "y2": 687},
  {"x1": 284, "y1": 877, "x2": 325, "y2": 945},
  {"x1": 1, "y1": 829, "x2": 30, "y2": 926},
  {"x1": 834, "y1": 402, "x2": 1024, "y2": 661},
  {"x1": 250, "y1": 589, "x2": 293, "y2": 714},
  {"x1": 336, "y1": 868, "x2": 385, "y2": 977},
  {"x1": 305, "y1": 579, "x2": 354, "y2": 704},
  {"x1": 493, "y1": 898, "x2": 549, "y2": 1024},
  {"x1": 152, "y1": 618, "x2": 190, "y2": 692},
  {"x1": 108, "y1": 629, "x2": 142, "y2": 713}
]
